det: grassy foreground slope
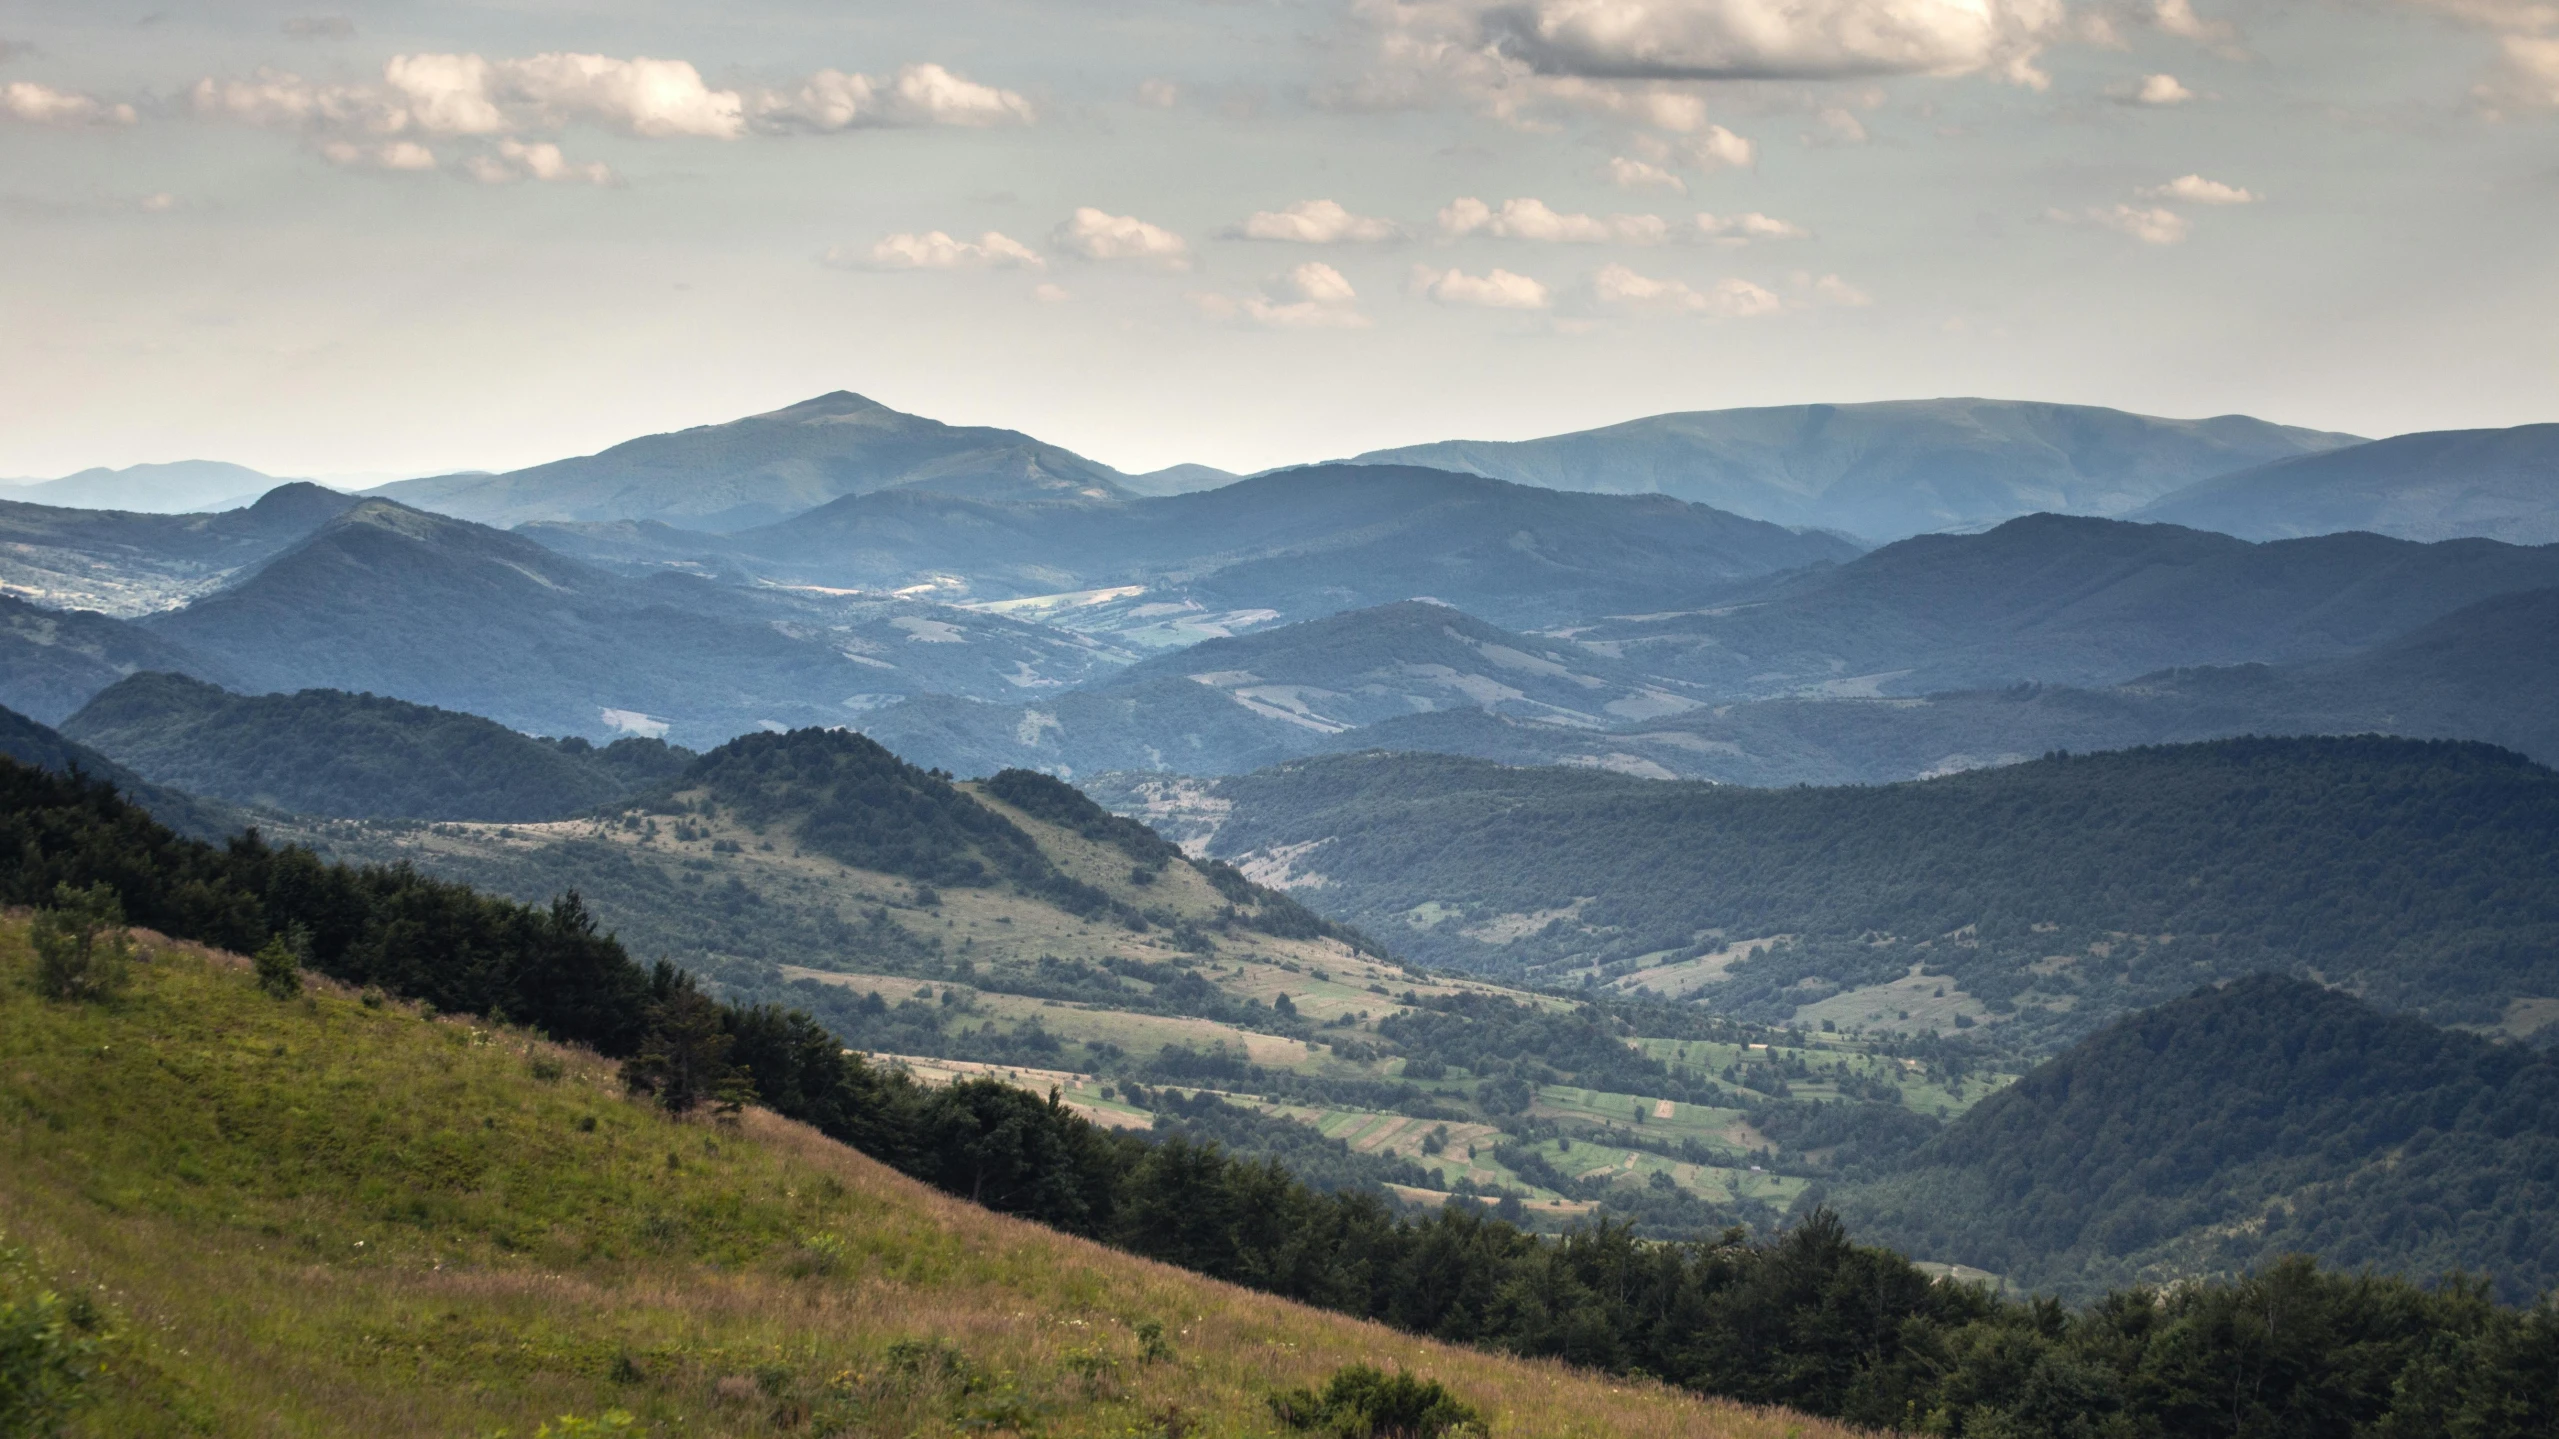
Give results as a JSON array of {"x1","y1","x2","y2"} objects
[{"x1": 0, "y1": 916, "x2": 1841, "y2": 1439}]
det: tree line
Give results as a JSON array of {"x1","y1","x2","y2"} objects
[{"x1": 5, "y1": 755, "x2": 2553, "y2": 1436}]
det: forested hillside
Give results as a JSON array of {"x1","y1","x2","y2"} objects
[
  {"x1": 1144, "y1": 736, "x2": 2559, "y2": 1046},
  {"x1": 63, "y1": 672, "x2": 690, "y2": 820},
  {"x1": 1835, "y1": 976, "x2": 2559, "y2": 1301}
]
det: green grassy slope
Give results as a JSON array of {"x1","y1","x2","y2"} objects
[{"x1": 0, "y1": 915, "x2": 1851, "y2": 1439}]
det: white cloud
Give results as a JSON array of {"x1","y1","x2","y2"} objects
[
  {"x1": 2118, "y1": 72, "x2": 2196, "y2": 105},
  {"x1": 1409, "y1": 263, "x2": 1552, "y2": 308},
  {"x1": 1135, "y1": 78, "x2": 1182, "y2": 108},
  {"x1": 1686, "y1": 124, "x2": 1757, "y2": 167},
  {"x1": 1353, "y1": 0, "x2": 2067, "y2": 97},
  {"x1": 463, "y1": 138, "x2": 612, "y2": 184},
  {"x1": 2142, "y1": 174, "x2": 2257, "y2": 204},
  {"x1": 139, "y1": 192, "x2": 179, "y2": 212},
  {"x1": 1604, "y1": 156, "x2": 1686, "y2": 191},
  {"x1": 1, "y1": 80, "x2": 138, "y2": 126},
  {"x1": 1052, "y1": 207, "x2": 1191, "y2": 266},
  {"x1": 320, "y1": 139, "x2": 439, "y2": 172},
  {"x1": 2479, "y1": 34, "x2": 2559, "y2": 109},
  {"x1": 825, "y1": 229, "x2": 1046, "y2": 270},
  {"x1": 1691, "y1": 211, "x2": 1810, "y2": 242},
  {"x1": 1592, "y1": 263, "x2": 1782, "y2": 316},
  {"x1": 2148, "y1": 0, "x2": 2239, "y2": 43},
  {"x1": 1201, "y1": 261, "x2": 1374, "y2": 329},
  {"x1": 1439, "y1": 196, "x2": 1669, "y2": 243},
  {"x1": 2065, "y1": 203, "x2": 2192, "y2": 244},
  {"x1": 1226, "y1": 199, "x2": 1404, "y2": 243},
  {"x1": 1034, "y1": 282, "x2": 1071, "y2": 303},
  {"x1": 1808, "y1": 106, "x2": 1870, "y2": 143},
  {"x1": 1810, "y1": 273, "x2": 1872, "y2": 306},
  {"x1": 192, "y1": 53, "x2": 1030, "y2": 161}
]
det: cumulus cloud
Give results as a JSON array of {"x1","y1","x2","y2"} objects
[
  {"x1": 320, "y1": 138, "x2": 438, "y2": 171},
  {"x1": 1691, "y1": 211, "x2": 1810, "y2": 242},
  {"x1": 1591, "y1": 263, "x2": 1782, "y2": 316},
  {"x1": 2063, "y1": 203, "x2": 2192, "y2": 244},
  {"x1": 1439, "y1": 196, "x2": 1669, "y2": 243},
  {"x1": 1807, "y1": 272, "x2": 1873, "y2": 306},
  {"x1": 1225, "y1": 198, "x2": 1404, "y2": 243},
  {"x1": 2142, "y1": 174, "x2": 2256, "y2": 204},
  {"x1": 1353, "y1": 0, "x2": 2066, "y2": 100},
  {"x1": 1, "y1": 80, "x2": 138, "y2": 126},
  {"x1": 824, "y1": 229, "x2": 1046, "y2": 270},
  {"x1": 280, "y1": 16, "x2": 356, "y2": 40},
  {"x1": 189, "y1": 53, "x2": 1032, "y2": 171},
  {"x1": 2147, "y1": 0, "x2": 2239, "y2": 43},
  {"x1": 1052, "y1": 207, "x2": 1191, "y2": 266},
  {"x1": 2479, "y1": 34, "x2": 2559, "y2": 109},
  {"x1": 1409, "y1": 263, "x2": 1552, "y2": 308},
  {"x1": 1808, "y1": 106, "x2": 1870, "y2": 143},
  {"x1": 1603, "y1": 156, "x2": 1686, "y2": 191},
  {"x1": 1198, "y1": 261, "x2": 1373, "y2": 328},
  {"x1": 2115, "y1": 72, "x2": 2196, "y2": 104},
  {"x1": 463, "y1": 139, "x2": 613, "y2": 185}
]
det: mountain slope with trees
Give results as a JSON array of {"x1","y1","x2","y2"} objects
[
  {"x1": 1835, "y1": 976, "x2": 2559, "y2": 1301},
  {"x1": 1139, "y1": 737, "x2": 2559, "y2": 1045},
  {"x1": 61, "y1": 671, "x2": 690, "y2": 821}
]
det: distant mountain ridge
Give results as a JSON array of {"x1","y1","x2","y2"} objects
[
  {"x1": 533, "y1": 463, "x2": 1863, "y2": 631},
  {"x1": 2133, "y1": 423, "x2": 2559, "y2": 544},
  {"x1": 370, "y1": 391, "x2": 1138, "y2": 530},
  {"x1": 1350, "y1": 398, "x2": 2361, "y2": 540},
  {"x1": 0, "y1": 459, "x2": 297, "y2": 514}
]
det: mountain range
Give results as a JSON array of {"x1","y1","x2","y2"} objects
[
  {"x1": 2132, "y1": 423, "x2": 2559, "y2": 545},
  {"x1": 371, "y1": 390, "x2": 1140, "y2": 530},
  {"x1": 0, "y1": 480, "x2": 359, "y2": 616},
  {"x1": 1349, "y1": 398, "x2": 2363, "y2": 541}
]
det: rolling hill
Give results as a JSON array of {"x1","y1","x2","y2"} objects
[
  {"x1": 1110, "y1": 737, "x2": 2559, "y2": 1047},
  {"x1": 529, "y1": 463, "x2": 1863, "y2": 630},
  {"x1": 61, "y1": 671, "x2": 691, "y2": 821},
  {"x1": 1834, "y1": 975, "x2": 2559, "y2": 1302},
  {"x1": 371, "y1": 390, "x2": 1136, "y2": 530},
  {"x1": 2134, "y1": 423, "x2": 2559, "y2": 544},
  {"x1": 1349, "y1": 398, "x2": 2360, "y2": 541},
  {"x1": 0, "y1": 593, "x2": 225, "y2": 726}
]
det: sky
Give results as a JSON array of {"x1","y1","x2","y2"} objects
[{"x1": 0, "y1": 0, "x2": 2553, "y2": 480}]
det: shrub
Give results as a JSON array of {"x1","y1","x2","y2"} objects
[
  {"x1": 252, "y1": 928, "x2": 306, "y2": 1000},
  {"x1": 1270, "y1": 1365, "x2": 1484, "y2": 1439},
  {"x1": 29, "y1": 883, "x2": 130, "y2": 1003},
  {"x1": 0, "y1": 1239, "x2": 106, "y2": 1438}
]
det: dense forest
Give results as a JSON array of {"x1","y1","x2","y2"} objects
[
  {"x1": 1200, "y1": 736, "x2": 2559, "y2": 1044},
  {"x1": 5, "y1": 750, "x2": 2554, "y2": 1435},
  {"x1": 1838, "y1": 974, "x2": 2559, "y2": 1302},
  {"x1": 61, "y1": 672, "x2": 690, "y2": 822}
]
